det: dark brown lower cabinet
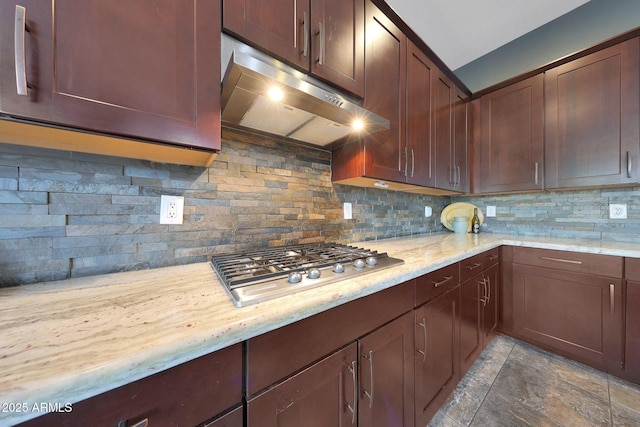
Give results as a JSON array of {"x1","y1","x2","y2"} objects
[
  {"x1": 247, "y1": 312, "x2": 415, "y2": 427},
  {"x1": 459, "y1": 256, "x2": 499, "y2": 377},
  {"x1": 358, "y1": 312, "x2": 415, "y2": 427},
  {"x1": 414, "y1": 287, "x2": 460, "y2": 427},
  {"x1": 513, "y1": 263, "x2": 623, "y2": 372},
  {"x1": 247, "y1": 343, "x2": 359, "y2": 427},
  {"x1": 625, "y1": 258, "x2": 640, "y2": 382},
  {"x1": 18, "y1": 343, "x2": 243, "y2": 427}
]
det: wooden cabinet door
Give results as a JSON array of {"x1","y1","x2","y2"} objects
[
  {"x1": 626, "y1": 280, "x2": 640, "y2": 382},
  {"x1": 414, "y1": 288, "x2": 460, "y2": 426},
  {"x1": 625, "y1": 257, "x2": 640, "y2": 382},
  {"x1": 0, "y1": 0, "x2": 220, "y2": 151},
  {"x1": 361, "y1": 0, "x2": 406, "y2": 183},
  {"x1": 310, "y1": 0, "x2": 364, "y2": 97},
  {"x1": 247, "y1": 343, "x2": 358, "y2": 427},
  {"x1": 433, "y1": 69, "x2": 455, "y2": 190},
  {"x1": 459, "y1": 271, "x2": 483, "y2": 377},
  {"x1": 513, "y1": 264, "x2": 623, "y2": 372},
  {"x1": 453, "y1": 87, "x2": 469, "y2": 192},
  {"x1": 223, "y1": 0, "x2": 308, "y2": 70},
  {"x1": 406, "y1": 41, "x2": 435, "y2": 187},
  {"x1": 476, "y1": 74, "x2": 544, "y2": 193},
  {"x1": 20, "y1": 344, "x2": 243, "y2": 427},
  {"x1": 482, "y1": 262, "x2": 499, "y2": 344},
  {"x1": 545, "y1": 37, "x2": 640, "y2": 189},
  {"x1": 358, "y1": 312, "x2": 414, "y2": 427}
]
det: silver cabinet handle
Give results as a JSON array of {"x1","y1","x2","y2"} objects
[
  {"x1": 317, "y1": 22, "x2": 324, "y2": 65},
  {"x1": 610, "y1": 284, "x2": 615, "y2": 314},
  {"x1": 302, "y1": 12, "x2": 309, "y2": 57},
  {"x1": 627, "y1": 151, "x2": 632, "y2": 178},
  {"x1": 534, "y1": 162, "x2": 539, "y2": 186},
  {"x1": 540, "y1": 256, "x2": 582, "y2": 265},
  {"x1": 14, "y1": 5, "x2": 28, "y2": 96},
  {"x1": 416, "y1": 318, "x2": 427, "y2": 362},
  {"x1": 486, "y1": 277, "x2": 491, "y2": 305},
  {"x1": 345, "y1": 360, "x2": 357, "y2": 424},
  {"x1": 118, "y1": 419, "x2": 148, "y2": 427},
  {"x1": 362, "y1": 350, "x2": 374, "y2": 408},
  {"x1": 411, "y1": 149, "x2": 415, "y2": 178},
  {"x1": 432, "y1": 275, "x2": 453, "y2": 288},
  {"x1": 479, "y1": 278, "x2": 487, "y2": 305},
  {"x1": 456, "y1": 165, "x2": 461, "y2": 187},
  {"x1": 403, "y1": 146, "x2": 408, "y2": 175},
  {"x1": 488, "y1": 254, "x2": 499, "y2": 261},
  {"x1": 464, "y1": 262, "x2": 482, "y2": 271}
]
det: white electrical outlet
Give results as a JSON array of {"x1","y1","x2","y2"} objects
[
  {"x1": 486, "y1": 206, "x2": 496, "y2": 217},
  {"x1": 424, "y1": 206, "x2": 432, "y2": 217},
  {"x1": 160, "y1": 195, "x2": 184, "y2": 224},
  {"x1": 343, "y1": 202, "x2": 353, "y2": 220},
  {"x1": 609, "y1": 203, "x2": 627, "y2": 219}
]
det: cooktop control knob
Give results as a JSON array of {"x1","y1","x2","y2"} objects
[
  {"x1": 288, "y1": 271, "x2": 303, "y2": 284},
  {"x1": 333, "y1": 263, "x2": 345, "y2": 273},
  {"x1": 366, "y1": 256, "x2": 378, "y2": 266},
  {"x1": 353, "y1": 258, "x2": 366, "y2": 269},
  {"x1": 307, "y1": 268, "x2": 321, "y2": 279}
]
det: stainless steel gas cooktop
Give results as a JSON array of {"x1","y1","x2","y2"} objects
[{"x1": 210, "y1": 243, "x2": 404, "y2": 307}]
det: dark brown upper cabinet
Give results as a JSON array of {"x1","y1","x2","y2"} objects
[
  {"x1": 406, "y1": 40, "x2": 435, "y2": 187},
  {"x1": 545, "y1": 37, "x2": 640, "y2": 189},
  {"x1": 331, "y1": 0, "x2": 407, "y2": 186},
  {"x1": 0, "y1": 0, "x2": 220, "y2": 153},
  {"x1": 472, "y1": 74, "x2": 544, "y2": 194},
  {"x1": 434, "y1": 70, "x2": 469, "y2": 193},
  {"x1": 223, "y1": 0, "x2": 365, "y2": 97}
]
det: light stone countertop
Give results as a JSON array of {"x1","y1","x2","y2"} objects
[{"x1": 1, "y1": 232, "x2": 639, "y2": 425}]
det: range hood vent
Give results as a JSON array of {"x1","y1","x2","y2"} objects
[{"x1": 220, "y1": 36, "x2": 389, "y2": 147}]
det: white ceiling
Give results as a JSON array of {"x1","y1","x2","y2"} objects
[{"x1": 385, "y1": 0, "x2": 590, "y2": 71}]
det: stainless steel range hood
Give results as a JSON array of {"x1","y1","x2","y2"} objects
[{"x1": 220, "y1": 35, "x2": 389, "y2": 147}]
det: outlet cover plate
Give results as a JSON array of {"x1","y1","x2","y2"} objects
[
  {"x1": 160, "y1": 195, "x2": 184, "y2": 224},
  {"x1": 343, "y1": 202, "x2": 353, "y2": 220},
  {"x1": 486, "y1": 206, "x2": 496, "y2": 217},
  {"x1": 609, "y1": 204, "x2": 627, "y2": 219}
]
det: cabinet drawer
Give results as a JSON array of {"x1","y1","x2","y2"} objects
[
  {"x1": 246, "y1": 281, "x2": 414, "y2": 396},
  {"x1": 415, "y1": 263, "x2": 459, "y2": 306},
  {"x1": 21, "y1": 344, "x2": 243, "y2": 427},
  {"x1": 482, "y1": 248, "x2": 500, "y2": 268},
  {"x1": 460, "y1": 253, "x2": 485, "y2": 283},
  {"x1": 513, "y1": 247, "x2": 622, "y2": 278},
  {"x1": 626, "y1": 258, "x2": 640, "y2": 281}
]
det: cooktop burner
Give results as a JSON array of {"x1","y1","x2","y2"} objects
[{"x1": 210, "y1": 243, "x2": 403, "y2": 307}]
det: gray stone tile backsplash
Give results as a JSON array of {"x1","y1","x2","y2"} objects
[{"x1": 0, "y1": 129, "x2": 638, "y2": 285}]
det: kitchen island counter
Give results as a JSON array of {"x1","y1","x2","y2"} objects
[{"x1": 1, "y1": 233, "x2": 639, "y2": 424}]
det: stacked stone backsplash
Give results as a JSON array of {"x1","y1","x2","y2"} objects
[
  {"x1": 454, "y1": 187, "x2": 640, "y2": 242},
  {"x1": 0, "y1": 129, "x2": 445, "y2": 286},
  {"x1": 1, "y1": 128, "x2": 638, "y2": 286}
]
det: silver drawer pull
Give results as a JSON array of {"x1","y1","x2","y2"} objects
[
  {"x1": 464, "y1": 262, "x2": 482, "y2": 270},
  {"x1": 362, "y1": 350, "x2": 374, "y2": 408},
  {"x1": 610, "y1": 284, "x2": 615, "y2": 314},
  {"x1": 432, "y1": 275, "x2": 453, "y2": 288},
  {"x1": 118, "y1": 419, "x2": 148, "y2": 427},
  {"x1": 540, "y1": 256, "x2": 582, "y2": 265}
]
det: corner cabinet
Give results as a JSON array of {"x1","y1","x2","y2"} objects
[
  {"x1": 223, "y1": 0, "x2": 365, "y2": 97},
  {"x1": 472, "y1": 74, "x2": 544, "y2": 194},
  {"x1": 545, "y1": 37, "x2": 640, "y2": 189},
  {"x1": 511, "y1": 247, "x2": 624, "y2": 373},
  {"x1": 0, "y1": 0, "x2": 221, "y2": 152}
]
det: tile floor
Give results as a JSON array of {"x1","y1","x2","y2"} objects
[{"x1": 428, "y1": 335, "x2": 640, "y2": 427}]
